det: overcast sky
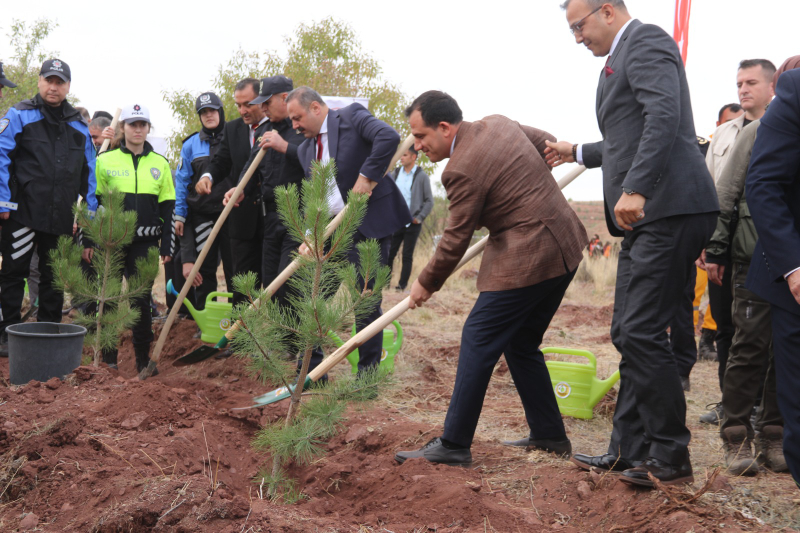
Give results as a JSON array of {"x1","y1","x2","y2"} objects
[{"x1": 2, "y1": 0, "x2": 798, "y2": 200}]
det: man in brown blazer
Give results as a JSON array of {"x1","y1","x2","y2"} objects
[{"x1": 394, "y1": 91, "x2": 588, "y2": 466}]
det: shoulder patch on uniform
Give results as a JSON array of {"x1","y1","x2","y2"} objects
[
  {"x1": 0, "y1": 118, "x2": 9, "y2": 134},
  {"x1": 150, "y1": 167, "x2": 161, "y2": 181},
  {"x1": 697, "y1": 136, "x2": 709, "y2": 145}
]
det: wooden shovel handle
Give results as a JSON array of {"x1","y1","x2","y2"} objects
[
  {"x1": 98, "y1": 108, "x2": 121, "y2": 155},
  {"x1": 151, "y1": 147, "x2": 268, "y2": 362}
]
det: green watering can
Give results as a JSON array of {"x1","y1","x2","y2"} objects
[
  {"x1": 166, "y1": 279, "x2": 234, "y2": 344},
  {"x1": 328, "y1": 321, "x2": 403, "y2": 374},
  {"x1": 543, "y1": 347, "x2": 620, "y2": 420}
]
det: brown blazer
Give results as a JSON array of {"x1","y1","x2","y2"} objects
[{"x1": 418, "y1": 115, "x2": 588, "y2": 293}]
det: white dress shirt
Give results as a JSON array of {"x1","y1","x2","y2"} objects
[{"x1": 318, "y1": 114, "x2": 345, "y2": 215}]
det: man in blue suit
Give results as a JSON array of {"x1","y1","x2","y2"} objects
[
  {"x1": 286, "y1": 87, "x2": 411, "y2": 372},
  {"x1": 745, "y1": 66, "x2": 800, "y2": 486}
]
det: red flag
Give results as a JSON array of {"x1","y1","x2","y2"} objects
[{"x1": 673, "y1": 0, "x2": 692, "y2": 64}]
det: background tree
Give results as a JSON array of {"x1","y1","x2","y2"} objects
[
  {"x1": 162, "y1": 19, "x2": 434, "y2": 174},
  {"x1": 1, "y1": 18, "x2": 77, "y2": 116}
]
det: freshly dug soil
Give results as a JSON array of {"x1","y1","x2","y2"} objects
[{"x1": 0, "y1": 315, "x2": 771, "y2": 532}]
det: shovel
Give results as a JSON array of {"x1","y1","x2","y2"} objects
[
  {"x1": 173, "y1": 134, "x2": 415, "y2": 367},
  {"x1": 139, "y1": 146, "x2": 269, "y2": 379},
  {"x1": 243, "y1": 164, "x2": 588, "y2": 408}
]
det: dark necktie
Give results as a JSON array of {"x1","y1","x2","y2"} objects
[
  {"x1": 316, "y1": 133, "x2": 323, "y2": 161},
  {"x1": 250, "y1": 123, "x2": 258, "y2": 147}
]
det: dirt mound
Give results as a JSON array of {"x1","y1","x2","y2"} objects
[{"x1": 0, "y1": 313, "x2": 776, "y2": 532}]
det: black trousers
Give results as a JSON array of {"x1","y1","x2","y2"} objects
[
  {"x1": 442, "y1": 270, "x2": 575, "y2": 448},
  {"x1": 124, "y1": 241, "x2": 158, "y2": 348},
  {"x1": 0, "y1": 220, "x2": 64, "y2": 334},
  {"x1": 721, "y1": 262, "x2": 782, "y2": 435},
  {"x1": 261, "y1": 211, "x2": 298, "y2": 303},
  {"x1": 230, "y1": 221, "x2": 264, "y2": 308},
  {"x1": 709, "y1": 264, "x2": 734, "y2": 390},
  {"x1": 187, "y1": 212, "x2": 233, "y2": 311},
  {"x1": 608, "y1": 213, "x2": 716, "y2": 465},
  {"x1": 670, "y1": 266, "x2": 698, "y2": 379},
  {"x1": 388, "y1": 223, "x2": 423, "y2": 289},
  {"x1": 769, "y1": 304, "x2": 800, "y2": 485}
]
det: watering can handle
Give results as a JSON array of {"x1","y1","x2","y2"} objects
[
  {"x1": 206, "y1": 291, "x2": 234, "y2": 303},
  {"x1": 541, "y1": 347, "x2": 597, "y2": 369},
  {"x1": 166, "y1": 279, "x2": 178, "y2": 298},
  {"x1": 390, "y1": 321, "x2": 403, "y2": 352}
]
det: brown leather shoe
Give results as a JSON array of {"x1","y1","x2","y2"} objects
[{"x1": 620, "y1": 457, "x2": 693, "y2": 487}]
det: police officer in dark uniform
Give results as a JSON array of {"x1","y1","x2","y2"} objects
[
  {"x1": 0, "y1": 59, "x2": 97, "y2": 354},
  {"x1": 174, "y1": 92, "x2": 234, "y2": 310}
]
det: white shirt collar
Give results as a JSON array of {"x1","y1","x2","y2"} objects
[
  {"x1": 450, "y1": 135, "x2": 457, "y2": 157},
  {"x1": 609, "y1": 18, "x2": 634, "y2": 58},
  {"x1": 319, "y1": 113, "x2": 328, "y2": 135}
]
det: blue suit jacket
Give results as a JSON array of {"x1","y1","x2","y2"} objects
[
  {"x1": 297, "y1": 103, "x2": 411, "y2": 239},
  {"x1": 745, "y1": 68, "x2": 800, "y2": 316}
]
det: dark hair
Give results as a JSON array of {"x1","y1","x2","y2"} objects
[
  {"x1": 235, "y1": 78, "x2": 260, "y2": 96},
  {"x1": 739, "y1": 59, "x2": 777, "y2": 81},
  {"x1": 405, "y1": 91, "x2": 463, "y2": 127},
  {"x1": 717, "y1": 103, "x2": 742, "y2": 121},
  {"x1": 406, "y1": 147, "x2": 418, "y2": 157},
  {"x1": 285, "y1": 86, "x2": 326, "y2": 109}
]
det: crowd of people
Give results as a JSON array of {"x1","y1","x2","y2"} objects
[{"x1": 0, "y1": 0, "x2": 799, "y2": 493}]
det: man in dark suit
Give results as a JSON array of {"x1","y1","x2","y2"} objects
[
  {"x1": 744, "y1": 66, "x2": 800, "y2": 485},
  {"x1": 546, "y1": 0, "x2": 719, "y2": 487},
  {"x1": 394, "y1": 91, "x2": 588, "y2": 466},
  {"x1": 196, "y1": 78, "x2": 267, "y2": 310},
  {"x1": 286, "y1": 86, "x2": 411, "y2": 372}
]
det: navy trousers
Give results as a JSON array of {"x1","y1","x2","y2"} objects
[
  {"x1": 768, "y1": 304, "x2": 800, "y2": 486},
  {"x1": 442, "y1": 270, "x2": 576, "y2": 448}
]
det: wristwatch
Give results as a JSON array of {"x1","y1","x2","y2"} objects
[{"x1": 622, "y1": 187, "x2": 636, "y2": 195}]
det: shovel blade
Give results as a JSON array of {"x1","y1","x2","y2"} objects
[
  {"x1": 251, "y1": 376, "x2": 312, "y2": 406},
  {"x1": 173, "y1": 345, "x2": 220, "y2": 367}
]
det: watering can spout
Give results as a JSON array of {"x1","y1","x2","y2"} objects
[{"x1": 590, "y1": 370, "x2": 620, "y2": 407}]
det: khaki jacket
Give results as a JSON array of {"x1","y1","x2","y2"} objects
[
  {"x1": 417, "y1": 116, "x2": 587, "y2": 293},
  {"x1": 706, "y1": 113, "x2": 746, "y2": 182}
]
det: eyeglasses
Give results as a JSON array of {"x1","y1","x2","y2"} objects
[{"x1": 569, "y1": 5, "x2": 603, "y2": 35}]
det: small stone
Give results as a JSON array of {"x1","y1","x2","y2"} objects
[
  {"x1": 118, "y1": 487, "x2": 126, "y2": 496},
  {"x1": 70, "y1": 484, "x2": 77, "y2": 491},
  {"x1": 3, "y1": 421, "x2": 16, "y2": 430},
  {"x1": 176, "y1": 408, "x2": 186, "y2": 415},
  {"x1": 412, "y1": 475, "x2": 426, "y2": 482},
  {"x1": 19, "y1": 513, "x2": 39, "y2": 530},
  {"x1": 61, "y1": 502, "x2": 73, "y2": 511},
  {"x1": 116, "y1": 376, "x2": 126, "y2": 383},
  {"x1": 45, "y1": 377, "x2": 61, "y2": 390},
  {"x1": 140, "y1": 442, "x2": 149, "y2": 448},
  {"x1": 577, "y1": 480, "x2": 593, "y2": 500},
  {"x1": 98, "y1": 488, "x2": 110, "y2": 502},
  {"x1": 229, "y1": 467, "x2": 236, "y2": 474},
  {"x1": 589, "y1": 470, "x2": 602, "y2": 487},
  {"x1": 171, "y1": 388, "x2": 189, "y2": 395},
  {"x1": 121, "y1": 412, "x2": 150, "y2": 430},
  {"x1": 156, "y1": 447, "x2": 165, "y2": 455},
  {"x1": 228, "y1": 377, "x2": 239, "y2": 383},
  {"x1": 344, "y1": 425, "x2": 368, "y2": 443},
  {"x1": 668, "y1": 510, "x2": 689, "y2": 522}
]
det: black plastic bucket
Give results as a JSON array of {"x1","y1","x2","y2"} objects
[{"x1": 7, "y1": 322, "x2": 87, "y2": 385}]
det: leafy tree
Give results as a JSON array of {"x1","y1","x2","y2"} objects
[
  {"x1": 162, "y1": 19, "x2": 434, "y2": 174},
  {"x1": 50, "y1": 190, "x2": 160, "y2": 366},
  {"x1": 230, "y1": 160, "x2": 390, "y2": 501},
  {"x1": 1, "y1": 18, "x2": 77, "y2": 116}
]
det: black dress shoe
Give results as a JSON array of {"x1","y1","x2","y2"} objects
[
  {"x1": 395, "y1": 437, "x2": 472, "y2": 467},
  {"x1": 571, "y1": 453, "x2": 635, "y2": 472},
  {"x1": 502, "y1": 436, "x2": 572, "y2": 457},
  {"x1": 619, "y1": 456, "x2": 693, "y2": 487}
]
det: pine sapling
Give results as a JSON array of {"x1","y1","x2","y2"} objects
[
  {"x1": 229, "y1": 160, "x2": 391, "y2": 500},
  {"x1": 50, "y1": 188, "x2": 160, "y2": 366}
]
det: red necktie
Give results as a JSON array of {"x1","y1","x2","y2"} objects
[
  {"x1": 250, "y1": 123, "x2": 258, "y2": 147},
  {"x1": 316, "y1": 133, "x2": 323, "y2": 161}
]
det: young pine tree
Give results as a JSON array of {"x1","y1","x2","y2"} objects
[
  {"x1": 230, "y1": 160, "x2": 391, "y2": 501},
  {"x1": 50, "y1": 188, "x2": 160, "y2": 366}
]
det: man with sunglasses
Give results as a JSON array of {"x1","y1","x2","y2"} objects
[{"x1": 545, "y1": 0, "x2": 718, "y2": 488}]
